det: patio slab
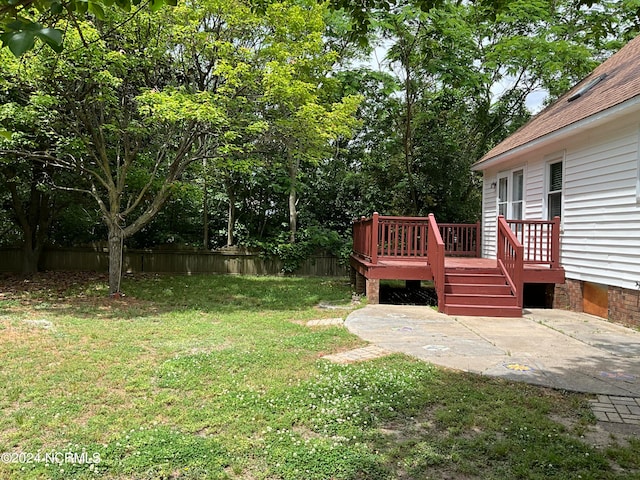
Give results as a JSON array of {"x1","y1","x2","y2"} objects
[{"x1": 345, "y1": 305, "x2": 640, "y2": 399}]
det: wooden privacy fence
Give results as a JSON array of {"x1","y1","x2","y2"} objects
[{"x1": 0, "y1": 246, "x2": 346, "y2": 277}]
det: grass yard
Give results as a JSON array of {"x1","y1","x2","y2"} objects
[{"x1": 0, "y1": 272, "x2": 638, "y2": 479}]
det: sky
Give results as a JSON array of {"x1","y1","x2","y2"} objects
[{"x1": 365, "y1": 43, "x2": 550, "y2": 115}]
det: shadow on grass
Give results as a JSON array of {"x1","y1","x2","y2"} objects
[{"x1": 0, "y1": 272, "x2": 353, "y2": 320}]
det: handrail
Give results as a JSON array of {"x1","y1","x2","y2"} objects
[
  {"x1": 352, "y1": 214, "x2": 375, "y2": 262},
  {"x1": 427, "y1": 214, "x2": 446, "y2": 313},
  {"x1": 507, "y1": 217, "x2": 561, "y2": 267},
  {"x1": 352, "y1": 214, "x2": 485, "y2": 265},
  {"x1": 497, "y1": 215, "x2": 524, "y2": 309}
]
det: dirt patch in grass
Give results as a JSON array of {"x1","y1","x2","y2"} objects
[
  {"x1": 0, "y1": 271, "x2": 108, "y2": 295},
  {"x1": 1, "y1": 271, "x2": 161, "y2": 320}
]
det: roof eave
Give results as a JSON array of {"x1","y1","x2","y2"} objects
[{"x1": 472, "y1": 95, "x2": 640, "y2": 172}]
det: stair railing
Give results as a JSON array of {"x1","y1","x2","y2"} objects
[
  {"x1": 497, "y1": 215, "x2": 524, "y2": 308},
  {"x1": 506, "y1": 216, "x2": 561, "y2": 268},
  {"x1": 352, "y1": 213, "x2": 379, "y2": 263},
  {"x1": 427, "y1": 214, "x2": 446, "y2": 313}
]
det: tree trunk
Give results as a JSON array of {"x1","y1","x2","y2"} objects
[
  {"x1": 21, "y1": 241, "x2": 39, "y2": 274},
  {"x1": 288, "y1": 153, "x2": 298, "y2": 243},
  {"x1": 202, "y1": 159, "x2": 209, "y2": 249},
  {"x1": 227, "y1": 190, "x2": 236, "y2": 247},
  {"x1": 403, "y1": 62, "x2": 419, "y2": 215},
  {"x1": 108, "y1": 224, "x2": 124, "y2": 295},
  {"x1": 4, "y1": 164, "x2": 53, "y2": 275},
  {"x1": 203, "y1": 184, "x2": 209, "y2": 249}
]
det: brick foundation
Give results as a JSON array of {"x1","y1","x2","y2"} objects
[
  {"x1": 366, "y1": 278, "x2": 380, "y2": 304},
  {"x1": 554, "y1": 279, "x2": 640, "y2": 328},
  {"x1": 554, "y1": 279, "x2": 583, "y2": 312},
  {"x1": 609, "y1": 285, "x2": 640, "y2": 328},
  {"x1": 354, "y1": 270, "x2": 366, "y2": 295}
]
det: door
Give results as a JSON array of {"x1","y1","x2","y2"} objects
[{"x1": 497, "y1": 168, "x2": 524, "y2": 220}]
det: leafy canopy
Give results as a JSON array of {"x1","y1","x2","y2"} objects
[{"x1": 0, "y1": 0, "x2": 176, "y2": 56}]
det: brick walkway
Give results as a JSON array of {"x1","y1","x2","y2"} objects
[
  {"x1": 306, "y1": 318, "x2": 344, "y2": 327},
  {"x1": 589, "y1": 395, "x2": 640, "y2": 425},
  {"x1": 322, "y1": 345, "x2": 391, "y2": 364}
]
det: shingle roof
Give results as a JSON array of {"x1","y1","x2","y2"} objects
[{"x1": 475, "y1": 35, "x2": 640, "y2": 167}]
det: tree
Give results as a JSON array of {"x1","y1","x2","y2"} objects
[
  {"x1": 340, "y1": 0, "x2": 623, "y2": 221},
  {"x1": 0, "y1": 16, "x2": 224, "y2": 293},
  {"x1": 0, "y1": 0, "x2": 176, "y2": 56},
  {"x1": 260, "y1": 1, "x2": 361, "y2": 243},
  {"x1": 0, "y1": 53, "x2": 77, "y2": 272},
  {"x1": 161, "y1": 0, "x2": 269, "y2": 248}
]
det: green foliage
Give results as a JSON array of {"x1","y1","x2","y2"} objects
[
  {"x1": 2, "y1": 0, "x2": 640, "y2": 274},
  {"x1": 138, "y1": 89, "x2": 226, "y2": 124},
  {"x1": 252, "y1": 225, "x2": 351, "y2": 273},
  {"x1": 0, "y1": 0, "x2": 176, "y2": 56}
]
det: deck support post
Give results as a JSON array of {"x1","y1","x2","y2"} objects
[
  {"x1": 349, "y1": 266, "x2": 357, "y2": 289},
  {"x1": 366, "y1": 278, "x2": 380, "y2": 304},
  {"x1": 354, "y1": 271, "x2": 366, "y2": 295}
]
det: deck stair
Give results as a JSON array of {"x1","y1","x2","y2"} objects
[{"x1": 442, "y1": 267, "x2": 522, "y2": 317}]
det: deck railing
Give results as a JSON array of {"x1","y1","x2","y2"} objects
[
  {"x1": 378, "y1": 215, "x2": 430, "y2": 258},
  {"x1": 507, "y1": 217, "x2": 560, "y2": 268},
  {"x1": 352, "y1": 214, "x2": 378, "y2": 263},
  {"x1": 439, "y1": 222, "x2": 481, "y2": 257},
  {"x1": 497, "y1": 215, "x2": 524, "y2": 308},
  {"x1": 352, "y1": 214, "x2": 481, "y2": 263},
  {"x1": 427, "y1": 214, "x2": 446, "y2": 313}
]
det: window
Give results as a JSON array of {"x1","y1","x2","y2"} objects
[
  {"x1": 496, "y1": 168, "x2": 524, "y2": 220},
  {"x1": 512, "y1": 169, "x2": 524, "y2": 220},
  {"x1": 498, "y1": 176, "x2": 508, "y2": 217},
  {"x1": 547, "y1": 161, "x2": 563, "y2": 219}
]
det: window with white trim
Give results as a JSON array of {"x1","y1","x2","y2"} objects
[
  {"x1": 496, "y1": 167, "x2": 524, "y2": 220},
  {"x1": 547, "y1": 160, "x2": 563, "y2": 220}
]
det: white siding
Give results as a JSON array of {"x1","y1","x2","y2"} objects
[
  {"x1": 481, "y1": 172, "x2": 497, "y2": 258},
  {"x1": 525, "y1": 161, "x2": 544, "y2": 219},
  {"x1": 561, "y1": 122, "x2": 640, "y2": 290},
  {"x1": 478, "y1": 115, "x2": 640, "y2": 290}
]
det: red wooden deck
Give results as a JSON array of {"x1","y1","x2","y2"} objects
[
  {"x1": 350, "y1": 256, "x2": 564, "y2": 283},
  {"x1": 350, "y1": 213, "x2": 564, "y2": 317}
]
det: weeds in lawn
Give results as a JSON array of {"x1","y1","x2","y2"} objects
[{"x1": 0, "y1": 273, "x2": 638, "y2": 479}]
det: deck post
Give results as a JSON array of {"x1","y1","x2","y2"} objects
[
  {"x1": 475, "y1": 221, "x2": 481, "y2": 258},
  {"x1": 551, "y1": 216, "x2": 560, "y2": 269},
  {"x1": 371, "y1": 212, "x2": 379, "y2": 264},
  {"x1": 355, "y1": 271, "x2": 366, "y2": 295},
  {"x1": 349, "y1": 266, "x2": 357, "y2": 289},
  {"x1": 366, "y1": 278, "x2": 380, "y2": 304}
]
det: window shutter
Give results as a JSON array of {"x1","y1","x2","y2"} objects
[{"x1": 549, "y1": 161, "x2": 563, "y2": 192}]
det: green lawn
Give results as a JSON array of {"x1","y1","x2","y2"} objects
[{"x1": 0, "y1": 273, "x2": 638, "y2": 479}]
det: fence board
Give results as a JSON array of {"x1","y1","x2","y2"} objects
[{"x1": 0, "y1": 247, "x2": 346, "y2": 277}]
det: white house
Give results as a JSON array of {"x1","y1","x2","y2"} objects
[{"x1": 472, "y1": 35, "x2": 640, "y2": 326}]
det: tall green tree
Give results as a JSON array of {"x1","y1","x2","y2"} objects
[
  {"x1": 260, "y1": 1, "x2": 361, "y2": 243},
  {"x1": 0, "y1": 16, "x2": 223, "y2": 293},
  {"x1": 342, "y1": 0, "x2": 631, "y2": 221}
]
